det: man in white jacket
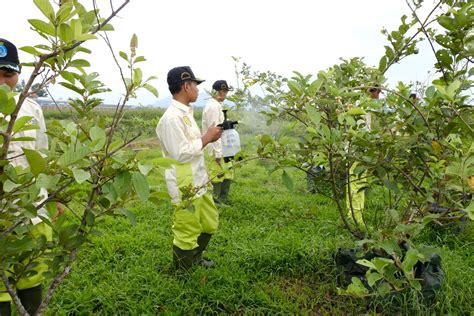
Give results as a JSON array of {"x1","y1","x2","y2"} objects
[
  {"x1": 156, "y1": 66, "x2": 223, "y2": 270},
  {"x1": 202, "y1": 80, "x2": 234, "y2": 204},
  {"x1": 0, "y1": 38, "x2": 50, "y2": 316}
]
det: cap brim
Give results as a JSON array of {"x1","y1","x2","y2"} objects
[
  {"x1": 193, "y1": 78, "x2": 205, "y2": 85},
  {"x1": 0, "y1": 62, "x2": 21, "y2": 73}
]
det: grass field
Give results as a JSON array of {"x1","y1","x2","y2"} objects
[{"x1": 46, "y1": 143, "x2": 474, "y2": 314}]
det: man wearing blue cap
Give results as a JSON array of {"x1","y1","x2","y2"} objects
[
  {"x1": 0, "y1": 38, "x2": 50, "y2": 316},
  {"x1": 156, "y1": 66, "x2": 223, "y2": 270}
]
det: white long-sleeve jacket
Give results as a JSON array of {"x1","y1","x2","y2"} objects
[
  {"x1": 202, "y1": 98, "x2": 224, "y2": 158},
  {"x1": 156, "y1": 99, "x2": 209, "y2": 203},
  {"x1": 7, "y1": 97, "x2": 49, "y2": 224}
]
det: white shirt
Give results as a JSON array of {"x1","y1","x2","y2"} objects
[
  {"x1": 7, "y1": 97, "x2": 49, "y2": 224},
  {"x1": 202, "y1": 98, "x2": 224, "y2": 158},
  {"x1": 156, "y1": 99, "x2": 209, "y2": 203},
  {"x1": 8, "y1": 97, "x2": 48, "y2": 167}
]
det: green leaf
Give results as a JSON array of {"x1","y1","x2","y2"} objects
[
  {"x1": 155, "y1": 157, "x2": 179, "y2": 168},
  {"x1": 59, "y1": 82, "x2": 85, "y2": 95},
  {"x1": 282, "y1": 170, "x2": 294, "y2": 191},
  {"x1": 367, "y1": 271, "x2": 382, "y2": 287},
  {"x1": 402, "y1": 248, "x2": 424, "y2": 273},
  {"x1": 11, "y1": 137, "x2": 36, "y2": 142},
  {"x1": 346, "y1": 277, "x2": 369, "y2": 296},
  {"x1": 36, "y1": 174, "x2": 61, "y2": 190},
  {"x1": 72, "y1": 168, "x2": 90, "y2": 184},
  {"x1": 118, "y1": 208, "x2": 136, "y2": 225},
  {"x1": 13, "y1": 116, "x2": 34, "y2": 133},
  {"x1": 438, "y1": 15, "x2": 455, "y2": 31},
  {"x1": 446, "y1": 80, "x2": 461, "y2": 98},
  {"x1": 1, "y1": 96, "x2": 17, "y2": 115},
  {"x1": 33, "y1": 0, "x2": 55, "y2": 21},
  {"x1": 71, "y1": 19, "x2": 82, "y2": 38},
  {"x1": 378, "y1": 56, "x2": 388, "y2": 72},
  {"x1": 308, "y1": 78, "x2": 322, "y2": 95},
  {"x1": 89, "y1": 126, "x2": 106, "y2": 151},
  {"x1": 372, "y1": 257, "x2": 393, "y2": 272},
  {"x1": 306, "y1": 105, "x2": 321, "y2": 126},
  {"x1": 143, "y1": 84, "x2": 158, "y2": 97},
  {"x1": 133, "y1": 68, "x2": 143, "y2": 85},
  {"x1": 69, "y1": 59, "x2": 91, "y2": 67},
  {"x1": 383, "y1": 179, "x2": 399, "y2": 192},
  {"x1": 61, "y1": 71, "x2": 75, "y2": 83},
  {"x1": 138, "y1": 162, "x2": 153, "y2": 176},
  {"x1": 379, "y1": 239, "x2": 399, "y2": 256},
  {"x1": 59, "y1": 23, "x2": 74, "y2": 42},
  {"x1": 132, "y1": 172, "x2": 150, "y2": 202},
  {"x1": 23, "y1": 148, "x2": 46, "y2": 176},
  {"x1": 3, "y1": 179, "x2": 21, "y2": 192},
  {"x1": 465, "y1": 200, "x2": 474, "y2": 220},
  {"x1": 134, "y1": 56, "x2": 146, "y2": 63},
  {"x1": 75, "y1": 33, "x2": 97, "y2": 41},
  {"x1": 57, "y1": 146, "x2": 91, "y2": 166},
  {"x1": 357, "y1": 259, "x2": 376, "y2": 270},
  {"x1": 20, "y1": 46, "x2": 43, "y2": 56},
  {"x1": 377, "y1": 282, "x2": 392, "y2": 296},
  {"x1": 28, "y1": 19, "x2": 56, "y2": 36},
  {"x1": 85, "y1": 210, "x2": 95, "y2": 226},
  {"x1": 100, "y1": 23, "x2": 114, "y2": 31},
  {"x1": 287, "y1": 81, "x2": 302, "y2": 96},
  {"x1": 119, "y1": 51, "x2": 128, "y2": 61}
]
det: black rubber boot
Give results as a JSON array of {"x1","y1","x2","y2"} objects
[
  {"x1": 172, "y1": 245, "x2": 195, "y2": 271},
  {"x1": 18, "y1": 285, "x2": 42, "y2": 316},
  {"x1": 0, "y1": 302, "x2": 11, "y2": 316},
  {"x1": 194, "y1": 233, "x2": 215, "y2": 268},
  {"x1": 220, "y1": 179, "x2": 232, "y2": 204},
  {"x1": 212, "y1": 182, "x2": 222, "y2": 204}
]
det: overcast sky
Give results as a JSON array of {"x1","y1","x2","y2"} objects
[{"x1": 5, "y1": 0, "x2": 439, "y2": 105}]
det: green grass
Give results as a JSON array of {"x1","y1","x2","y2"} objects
[{"x1": 45, "y1": 150, "x2": 474, "y2": 314}]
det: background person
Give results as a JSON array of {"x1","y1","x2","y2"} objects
[
  {"x1": 0, "y1": 38, "x2": 50, "y2": 316},
  {"x1": 346, "y1": 85, "x2": 379, "y2": 226},
  {"x1": 156, "y1": 66, "x2": 223, "y2": 270},
  {"x1": 202, "y1": 80, "x2": 234, "y2": 204}
]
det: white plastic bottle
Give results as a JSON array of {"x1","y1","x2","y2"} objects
[{"x1": 222, "y1": 128, "x2": 240, "y2": 158}]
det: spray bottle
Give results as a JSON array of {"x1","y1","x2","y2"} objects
[{"x1": 218, "y1": 109, "x2": 240, "y2": 162}]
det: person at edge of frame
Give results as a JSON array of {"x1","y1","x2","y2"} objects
[{"x1": 0, "y1": 38, "x2": 52, "y2": 316}]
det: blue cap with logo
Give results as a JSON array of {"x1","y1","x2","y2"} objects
[{"x1": 0, "y1": 38, "x2": 21, "y2": 73}]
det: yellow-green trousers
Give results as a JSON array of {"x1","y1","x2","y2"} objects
[
  {"x1": 346, "y1": 164, "x2": 366, "y2": 225},
  {"x1": 172, "y1": 193, "x2": 219, "y2": 250},
  {"x1": 0, "y1": 222, "x2": 52, "y2": 303},
  {"x1": 207, "y1": 157, "x2": 234, "y2": 183}
]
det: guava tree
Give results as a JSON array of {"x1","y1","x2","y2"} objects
[
  {"x1": 0, "y1": 1, "x2": 161, "y2": 315},
  {"x1": 234, "y1": 0, "x2": 473, "y2": 296}
]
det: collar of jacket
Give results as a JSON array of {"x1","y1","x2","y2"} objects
[{"x1": 171, "y1": 99, "x2": 193, "y2": 114}]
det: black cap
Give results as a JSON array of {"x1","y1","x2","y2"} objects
[
  {"x1": 212, "y1": 80, "x2": 233, "y2": 91},
  {"x1": 0, "y1": 38, "x2": 21, "y2": 73},
  {"x1": 167, "y1": 66, "x2": 204, "y2": 86},
  {"x1": 369, "y1": 84, "x2": 381, "y2": 93}
]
